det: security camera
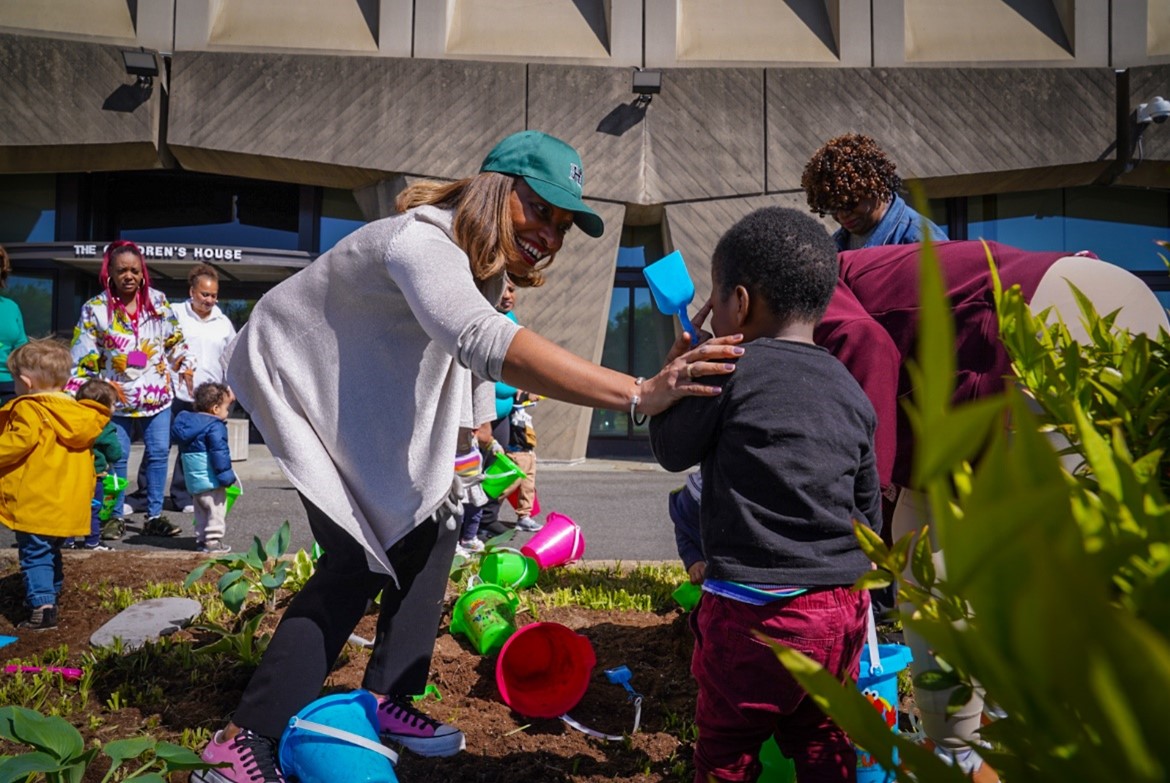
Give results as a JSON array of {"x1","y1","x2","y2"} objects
[{"x1": 1137, "y1": 96, "x2": 1170, "y2": 125}]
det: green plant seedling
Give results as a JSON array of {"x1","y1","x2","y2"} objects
[
  {"x1": 0, "y1": 705, "x2": 218, "y2": 783},
  {"x1": 184, "y1": 520, "x2": 291, "y2": 613}
]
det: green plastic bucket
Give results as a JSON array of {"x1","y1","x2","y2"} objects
[
  {"x1": 480, "y1": 548, "x2": 540, "y2": 589},
  {"x1": 225, "y1": 483, "x2": 242, "y2": 515},
  {"x1": 449, "y1": 582, "x2": 518, "y2": 655},
  {"x1": 481, "y1": 453, "x2": 526, "y2": 499}
]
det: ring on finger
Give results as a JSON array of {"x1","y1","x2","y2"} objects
[{"x1": 686, "y1": 363, "x2": 696, "y2": 379}]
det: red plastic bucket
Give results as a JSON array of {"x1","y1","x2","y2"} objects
[{"x1": 495, "y1": 622, "x2": 596, "y2": 718}]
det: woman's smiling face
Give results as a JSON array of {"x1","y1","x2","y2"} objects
[{"x1": 507, "y1": 178, "x2": 574, "y2": 266}]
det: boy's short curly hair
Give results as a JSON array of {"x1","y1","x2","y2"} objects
[
  {"x1": 76, "y1": 378, "x2": 119, "y2": 409},
  {"x1": 7, "y1": 338, "x2": 73, "y2": 389},
  {"x1": 713, "y1": 207, "x2": 838, "y2": 324},
  {"x1": 801, "y1": 133, "x2": 901, "y2": 217},
  {"x1": 194, "y1": 382, "x2": 232, "y2": 414}
]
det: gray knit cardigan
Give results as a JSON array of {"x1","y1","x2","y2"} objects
[{"x1": 223, "y1": 206, "x2": 519, "y2": 577}]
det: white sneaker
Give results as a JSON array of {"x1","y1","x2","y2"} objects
[
  {"x1": 516, "y1": 516, "x2": 543, "y2": 532},
  {"x1": 459, "y1": 537, "x2": 485, "y2": 553},
  {"x1": 181, "y1": 504, "x2": 195, "y2": 514},
  {"x1": 121, "y1": 503, "x2": 134, "y2": 516}
]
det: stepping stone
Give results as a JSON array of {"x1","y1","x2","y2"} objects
[{"x1": 90, "y1": 597, "x2": 203, "y2": 651}]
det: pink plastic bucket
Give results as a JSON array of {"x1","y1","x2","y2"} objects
[
  {"x1": 495, "y1": 622, "x2": 596, "y2": 718},
  {"x1": 520, "y1": 512, "x2": 585, "y2": 569}
]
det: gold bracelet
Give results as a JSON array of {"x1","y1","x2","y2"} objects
[{"x1": 630, "y1": 376, "x2": 647, "y2": 426}]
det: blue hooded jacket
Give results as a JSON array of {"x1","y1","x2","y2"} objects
[{"x1": 171, "y1": 410, "x2": 237, "y2": 494}]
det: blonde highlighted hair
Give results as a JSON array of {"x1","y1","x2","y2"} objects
[
  {"x1": 7, "y1": 338, "x2": 73, "y2": 389},
  {"x1": 395, "y1": 173, "x2": 550, "y2": 288}
]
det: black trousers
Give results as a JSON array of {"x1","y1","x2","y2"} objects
[{"x1": 232, "y1": 493, "x2": 458, "y2": 739}]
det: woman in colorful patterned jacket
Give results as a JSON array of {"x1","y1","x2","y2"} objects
[{"x1": 68, "y1": 240, "x2": 193, "y2": 540}]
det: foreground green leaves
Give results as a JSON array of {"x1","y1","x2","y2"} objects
[
  {"x1": 0, "y1": 706, "x2": 213, "y2": 783},
  {"x1": 772, "y1": 239, "x2": 1170, "y2": 782}
]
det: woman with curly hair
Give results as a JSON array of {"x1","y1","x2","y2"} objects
[{"x1": 801, "y1": 133, "x2": 947, "y2": 251}]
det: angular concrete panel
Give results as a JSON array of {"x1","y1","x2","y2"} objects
[
  {"x1": 168, "y1": 51, "x2": 525, "y2": 187},
  {"x1": 766, "y1": 68, "x2": 1115, "y2": 194},
  {"x1": 528, "y1": 64, "x2": 765, "y2": 204},
  {"x1": 513, "y1": 200, "x2": 627, "y2": 461},
  {"x1": 0, "y1": 34, "x2": 162, "y2": 173}
]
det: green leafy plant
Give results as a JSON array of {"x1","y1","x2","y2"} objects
[
  {"x1": 191, "y1": 612, "x2": 271, "y2": 667},
  {"x1": 184, "y1": 521, "x2": 291, "y2": 613},
  {"x1": 766, "y1": 239, "x2": 1170, "y2": 782},
  {"x1": 0, "y1": 706, "x2": 214, "y2": 783},
  {"x1": 283, "y1": 547, "x2": 319, "y2": 593}
]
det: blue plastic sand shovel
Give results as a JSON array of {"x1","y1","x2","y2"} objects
[{"x1": 643, "y1": 251, "x2": 699, "y2": 345}]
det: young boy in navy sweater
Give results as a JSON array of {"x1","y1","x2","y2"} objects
[
  {"x1": 171, "y1": 382, "x2": 238, "y2": 554},
  {"x1": 649, "y1": 207, "x2": 881, "y2": 783}
]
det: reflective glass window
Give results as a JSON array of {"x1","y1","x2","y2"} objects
[
  {"x1": 0, "y1": 175, "x2": 55, "y2": 243},
  {"x1": 320, "y1": 188, "x2": 366, "y2": 252},
  {"x1": 113, "y1": 173, "x2": 299, "y2": 250},
  {"x1": 4, "y1": 273, "x2": 54, "y2": 339},
  {"x1": 968, "y1": 187, "x2": 1170, "y2": 272}
]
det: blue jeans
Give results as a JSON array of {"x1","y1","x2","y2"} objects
[
  {"x1": 84, "y1": 479, "x2": 104, "y2": 547},
  {"x1": 113, "y1": 408, "x2": 172, "y2": 519},
  {"x1": 15, "y1": 532, "x2": 65, "y2": 607}
]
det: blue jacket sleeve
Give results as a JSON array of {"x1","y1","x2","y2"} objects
[{"x1": 207, "y1": 422, "x2": 238, "y2": 487}]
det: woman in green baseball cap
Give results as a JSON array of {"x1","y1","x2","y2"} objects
[{"x1": 193, "y1": 130, "x2": 743, "y2": 782}]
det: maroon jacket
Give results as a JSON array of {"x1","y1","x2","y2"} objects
[{"x1": 816, "y1": 240, "x2": 1068, "y2": 489}]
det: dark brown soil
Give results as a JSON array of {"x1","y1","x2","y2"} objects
[{"x1": 0, "y1": 552, "x2": 698, "y2": 782}]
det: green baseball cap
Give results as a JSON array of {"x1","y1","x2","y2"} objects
[{"x1": 480, "y1": 130, "x2": 605, "y2": 238}]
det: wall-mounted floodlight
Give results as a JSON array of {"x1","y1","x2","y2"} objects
[
  {"x1": 121, "y1": 48, "x2": 159, "y2": 89},
  {"x1": 632, "y1": 69, "x2": 662, "y2": 106}
]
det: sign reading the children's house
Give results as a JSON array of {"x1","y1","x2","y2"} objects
[{"x1": 72, "y1": 244, "x2": 247, "y2": 262}]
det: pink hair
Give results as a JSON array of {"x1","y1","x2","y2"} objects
[{"x1": 100, "y1": 240, "x2": 159, "y2": 321}]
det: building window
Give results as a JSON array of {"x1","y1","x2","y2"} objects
[
  {"x1": 4, "y1": 272, "x2": 55, "y2": 339},
  {"x1": 319, "y1": 188, "x2": 366, "y2": 252},
  {"x1": 112, "y1": 172, "x2": 299, "y2": 250},
  {"x1": 0, "y1": 175, "x2": 55, "y2": 243},
  {"x1": 590, "y1": 229, "x2": 675, "y2": 441},
  {"x1": 967, "y1": 186, "x2": 1170, "y2": 273}
]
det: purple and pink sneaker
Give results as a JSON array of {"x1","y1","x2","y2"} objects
[
  {"x1": 376, "y1": 696, "x2": 465, "y2": 757},
  {"x1": 191, "y1": 728, "x2": 286, "y2": 783}
]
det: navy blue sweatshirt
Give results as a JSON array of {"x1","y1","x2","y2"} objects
[{"x1": 649, "y1": 338, "x2": 881, "y2": 587}]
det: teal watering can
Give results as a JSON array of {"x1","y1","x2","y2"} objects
[{"x1": 643, "y1": 251, "x2": 699, "y2": 346}]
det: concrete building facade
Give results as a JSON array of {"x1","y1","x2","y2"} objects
[{"x1": 2, "y1": 0, "x2": 1168, "y2": 459}]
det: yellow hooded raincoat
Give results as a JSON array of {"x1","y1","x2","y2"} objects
[{"x1": 0, "y1": 393, "x2": 110, "y2": 537}]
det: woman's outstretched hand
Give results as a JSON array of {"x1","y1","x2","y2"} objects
[{"x1": 637, "y1": 300, "x2": 742, "y2": 417}]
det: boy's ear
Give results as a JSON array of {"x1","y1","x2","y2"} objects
[
  {"x1": 18, "y1": 373, "x2": 33, "y2": 389},
  {"x1": 733, "y1": 285, "x2": 751, "y2": 328}
]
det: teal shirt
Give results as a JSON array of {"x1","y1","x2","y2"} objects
[{"x1": 0, "y1": 296, "x2": 28, "y2": 384}]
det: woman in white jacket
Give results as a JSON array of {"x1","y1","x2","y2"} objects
[{"x1": 192, "y1": 131, "x2": 743, "y2": 783}]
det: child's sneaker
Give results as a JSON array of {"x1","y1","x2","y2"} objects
[
  {"x1": 101, "y1": 517, "x2": 126, "y2": 541},
  {"x1": 198, "y1": 541, "x2": 232, "y2": 554},
  {"x1": 376, "y1": 696, "x2": 465, "y2": 757},
  {"x1": 192, "y1": 728, "x2": 286, "y2": 783},
  {"x1": 516, "y1": 515, "x2": 543, "y2": 532},
  {"x1": 144, "y1": 515, "x2": 181, "y2": 537},
  {"x1": 18, "y1": 605, "x2": 57, "y2": 630},
  {"x1": 84, "y1": 543, "x2": 115, "y2": 552},
  {"x1": 458, "y1": 537, "x2": 485, "y2": 554}
]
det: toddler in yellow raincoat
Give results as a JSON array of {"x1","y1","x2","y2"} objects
[{"x1": 0, "y1": 339, "x2": 110, "y2": 630}]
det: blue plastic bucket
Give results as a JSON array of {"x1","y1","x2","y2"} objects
[
  {"x1": 278, "y1": 690, "x2": 399, "y2": 783},
  {"x1": 855, "y1": 643, "x2": 913, "y2": 783}
]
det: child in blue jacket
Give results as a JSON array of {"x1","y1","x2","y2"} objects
[{"x1": 171, "y1": 382, "x2": 238, "y2": 553}]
